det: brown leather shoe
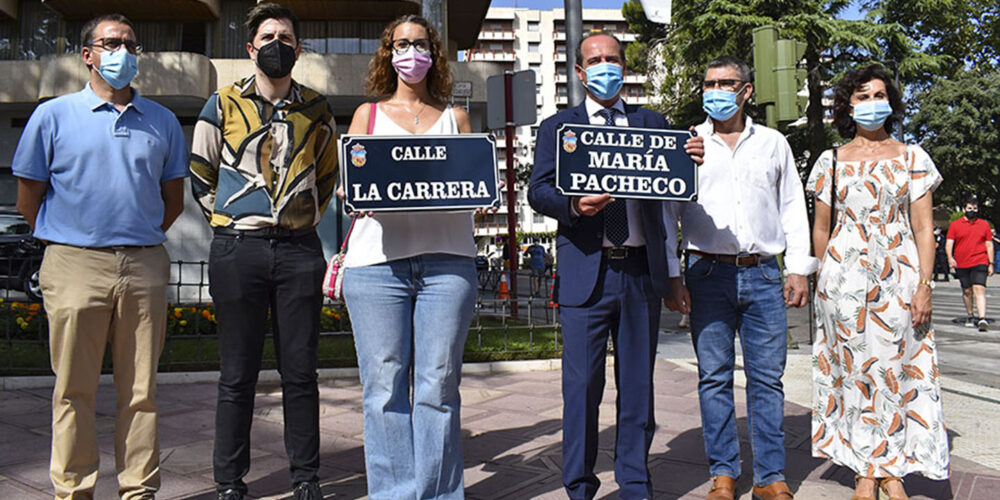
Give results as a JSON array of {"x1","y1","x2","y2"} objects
[
  {"x1": 752, "y1": 480, "x2": 794, "y2": 500},
  {"x1": 706, "y1": 475, "x2": 736, "y2": 500}
]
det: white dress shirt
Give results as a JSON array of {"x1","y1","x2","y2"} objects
[
  {"x1": 581, "y1": 96, "x2": 646, "y2": 248},
  {"x1": 664, "y1": 116, "x2": 819, "y2": 277}
]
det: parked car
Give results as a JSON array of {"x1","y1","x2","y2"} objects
[{"x1": 0, "y1": 211, "x2": 43, "y2": 302}]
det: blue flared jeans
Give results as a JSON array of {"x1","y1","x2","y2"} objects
[{"x1": 344, "y1": 253, "x2": 477, "y2": 500}]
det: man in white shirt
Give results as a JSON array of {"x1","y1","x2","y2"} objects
[{"x1": 663, "y1": 56, "x2": 817, "y2": 500}]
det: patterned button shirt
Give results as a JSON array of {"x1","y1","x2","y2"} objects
[{"x1": 190, "y1": 75, "x2": 338, "y2": 230}]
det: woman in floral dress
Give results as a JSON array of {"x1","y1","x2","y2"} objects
[{"x1": 807, "y1": 65, "x2": 949, "y2": 500}]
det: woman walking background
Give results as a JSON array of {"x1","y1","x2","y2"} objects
[
  {"x1": 340, "y1": 15, "x2": 477, "y2": 500},
  {"x1": 807, "y1": 64, "x2": 949, "y2": 500}
]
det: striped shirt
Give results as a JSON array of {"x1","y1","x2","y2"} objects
[{"x1": 189, "y1": 76, "x2": 338, "y2": 230}]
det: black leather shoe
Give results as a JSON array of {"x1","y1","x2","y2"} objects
[
  {"x1": 218, "y1": 488, "x2": 244, "y2": 500},
  {"x1": 294, "y1": 481, "x2": 322, "y2": 500}
]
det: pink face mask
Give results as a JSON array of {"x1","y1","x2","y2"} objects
[{"x1": 392, "y1": 47, "x2": 433, "y2": 84}]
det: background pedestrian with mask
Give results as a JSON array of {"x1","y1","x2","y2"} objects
[
  {"x1": 13, "y1": 13, "x2": 187, "y2": 499},
  {"x1": 189, "y1": 3, "x2": 337, "y2": 499},
  {"x1": 947, "y1": 195, "x2": 994, "y2": 331}
]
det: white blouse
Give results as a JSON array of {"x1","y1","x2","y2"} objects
[{"x1": 343, "y1": 104, "x2": 477, "y2": 268}]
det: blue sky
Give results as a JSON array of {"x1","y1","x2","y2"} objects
[{"x1": 490, "y1": 0, "x2": 867, "y2": 19}]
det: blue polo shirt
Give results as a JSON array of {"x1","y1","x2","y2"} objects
[{"x1": 12, "y1": 85, "x2": 188, "y2": 247}]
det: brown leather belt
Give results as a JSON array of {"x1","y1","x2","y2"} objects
[{"x1": 687, "y1": 249, "x2": 762, "y2": 267}]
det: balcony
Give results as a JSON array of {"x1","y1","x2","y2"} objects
[
  {"x1": 467, "y1": 49, "x2": 517, "y2": 62},
  {"x1": 553, "y1": 30, "x2": 566, "y2": 41},
  {"x1": 624, "y1": 74, "x2": 647, "y2": 84},
  {"x1": 556, "y1": 95, "x2": 568, "y2": 105},
  {"x1": 554, "y1": 52, "x2": 567, "y2": 63},
  {"x1": 478, "y1": 28, "x2": 515, "y2": 41},
  {"x1": 42, "y1": 0, "x2": 219, "y2": 20},
  {"x1": 36, "y1": 52, "x2": 213, "y2": 109}
]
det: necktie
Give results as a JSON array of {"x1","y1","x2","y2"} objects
[{"x1": 599, "y1": 108, "x2": 629, "y2": 246}]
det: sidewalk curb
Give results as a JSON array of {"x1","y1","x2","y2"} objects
[{"x1": 0, "y1": 358, "x2": 568, "y2": 390}]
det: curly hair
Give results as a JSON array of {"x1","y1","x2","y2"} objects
[
  {"x1": 832, "y1": 64, "x2": 904, "y2": 138},
  {"x1": 365, "y1": 15, "x2": 452, "y2": 102}
]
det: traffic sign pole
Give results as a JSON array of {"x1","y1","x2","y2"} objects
[{"x1": 503, "y1": 70, "x2": 519, "y2": 317}]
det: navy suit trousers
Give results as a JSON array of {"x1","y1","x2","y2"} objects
[{"x1": 559, "y1": 251, "x2": 661, "y2": 500}]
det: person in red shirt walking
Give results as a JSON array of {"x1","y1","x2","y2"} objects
[{"x1": 946, "y1": 196, "x2": 995, "y2": 331}]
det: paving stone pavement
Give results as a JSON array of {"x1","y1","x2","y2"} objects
[{"x1": 2, "y1": 356, "x2": 999, "y2": 499}]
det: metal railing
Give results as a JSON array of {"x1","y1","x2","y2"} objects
[{"x1": 0, "y1": 261, "x2": 562, "y2": 376}]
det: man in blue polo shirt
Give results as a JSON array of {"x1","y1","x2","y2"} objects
[{"x1": 12, "y1": 13, "x2": 187, "y2": 500}]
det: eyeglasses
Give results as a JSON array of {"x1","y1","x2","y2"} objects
[
  {"x1": 88, "y1": 37, "x2": 142, "y2": 54},
  {"x1": 702, "y1": 79, "x2": 746, "y2": 92},
  {"x1": 390, "y1": 38, "x2": 431, "y2": 55}
]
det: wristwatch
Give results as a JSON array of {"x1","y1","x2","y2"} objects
[{"x1": 919, "y1": 278, "x2": 935, "y2": 290}]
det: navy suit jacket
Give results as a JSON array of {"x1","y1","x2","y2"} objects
[{"x1": 527, "y1": 101, "x2": 673, "y2": 307}]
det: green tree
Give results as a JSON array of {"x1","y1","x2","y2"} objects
[
  {"x1": 622, "y1": 0, "x2": 934, "y2": 170},
  {"x1": 864, "y1": 0, "x2": 1000, "y2": 83},
  {"x1": 910, "y1": 70, "x2": 1000, "y2": 224}
]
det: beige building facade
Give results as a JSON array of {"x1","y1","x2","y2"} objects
[{"x1": 0, "y1": 0, "x2": 496, "y2": 299}]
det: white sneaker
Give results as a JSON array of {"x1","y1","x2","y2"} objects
[
  {"x1": 965, "y1": 316, "x2": 976, "y2": 327},
  {"x1": 979, "y1": 318, "x2": 989, "y2": 332}
]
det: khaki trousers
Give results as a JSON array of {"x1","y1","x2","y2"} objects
[{"x1": 40, "y1": 244, "x2": 169, "y2": 500}]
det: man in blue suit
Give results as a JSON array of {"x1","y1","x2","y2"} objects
[{"x1": 528, "y1": 31, "x2": 703, "y2": 499}]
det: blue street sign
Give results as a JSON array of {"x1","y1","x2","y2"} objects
[
  {"x1": 555, "y1": 124, "x2": 697, "y2": 201},
  {"x1": 339, "y1": 134, "x2": 500, "y2": 212}
]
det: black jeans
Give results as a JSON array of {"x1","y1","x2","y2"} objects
[{"x1": 209, "y1": 231, "x2": 326, "y2": 492}]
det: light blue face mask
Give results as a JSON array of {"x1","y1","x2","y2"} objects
[
  {"x1": 584, "y1": 62, "x2": 624, "y2": 100},
  {"x1": 702, "y1": 87, "x2": 744, "y2": 122},
  {"x1": 97, "y1": 48, "x2": 138, "y2": 89},
  {"x1": 852, "y1": 100, "x2": 892, "y2": 131}
]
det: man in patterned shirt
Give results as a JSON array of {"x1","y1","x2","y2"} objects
[{"x1": 188, "y1": 4, "x2": 336, "y2": 500}]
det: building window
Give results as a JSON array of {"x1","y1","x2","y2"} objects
[
  {"x1": 536, "y1": 83, "x2": 542, "y2": 96},
  {"x1": 528, "y1": 41, "x2": 539, "y2": 53},
  {"x1": 530, "y1": 127, "x2": 538, "y2": 137},
  {"x1": 533, "y1": 213, "x2": 545, "y2": 223},
  {"x1": 299, "y1": 20, "x2": 383, "y2": 55},
  {"x1": 529, "y1": 62, "x2": 541, "y2": 72},
  {"x1": 527, "y1": 21, "x2": 540, "y2": 32},
  {"x1": 557, "y1": 85, "x2": 567, "y2": 96}
]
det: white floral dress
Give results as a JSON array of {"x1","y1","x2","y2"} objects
[{"x1": 806, "y1": 146, "x2": 949, "y2": 479}]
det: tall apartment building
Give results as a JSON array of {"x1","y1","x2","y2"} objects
[
  {"x1": 0, "y1": 0, "x2": 497, "y2": 296},
  {"x1": 466, "y1": 7, "x2": 645, "y2": 258}
]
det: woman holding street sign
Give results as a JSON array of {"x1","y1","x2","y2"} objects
[
  {"x1": 807, "y1": 64, "x2": 948, "y2": 500},
  {"x1": 340, "y1": 14, "x2": 476, "y2": 500}
]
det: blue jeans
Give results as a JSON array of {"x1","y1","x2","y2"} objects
[
  {"x1": 343, "y1": 254, "x2": 477, "y2": 500},
  {"x1": 685, "y1": 254, "x2": 787, "y2": 487}
]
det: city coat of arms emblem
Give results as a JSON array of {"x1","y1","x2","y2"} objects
[
  {"x1": 350, "y1": 144, "x2": 367, "y2": 167},
  {"x1": 562, "y1": 130, "x2": 577, "y2": 153}
]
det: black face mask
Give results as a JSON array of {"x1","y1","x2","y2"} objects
[
  {"x1": 966, "y1": 210, "x2": 979, "y2": 220},
  {"x1": 255, "y1": 39, "x2": 296, "y2": 78}
]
